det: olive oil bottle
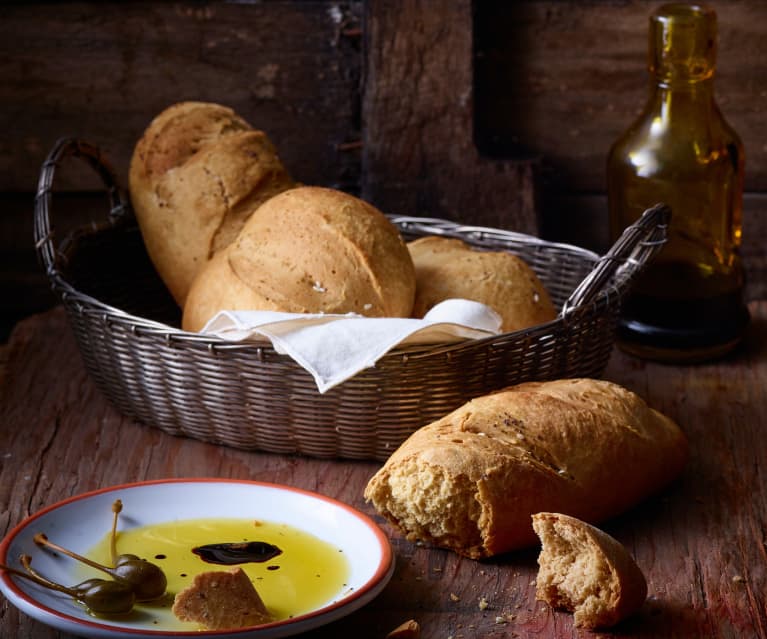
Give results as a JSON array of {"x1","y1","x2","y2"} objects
[{"x1": 607, "y1": 3, "x2": 749, "y2": 362}]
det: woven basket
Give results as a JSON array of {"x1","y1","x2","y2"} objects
[{"x1": 34, "y1": 139, "x2": 669, "y2": 461}]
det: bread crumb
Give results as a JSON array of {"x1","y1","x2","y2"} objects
[
  {"x1": 450, "y1": 593, "x2": 460, "y2": 602},
  {"x1": 478, "y1": 596, "x2": 489, "y2": 610},
  {"x1": 732, "y1": 575, "x2": 745, "y2": 583},
  {"x1": 172, "y1": 567, "x2": 272, "y2": 630},
  {"x1": 385, "y1": 619, "x2": 420, "y2": 638}
]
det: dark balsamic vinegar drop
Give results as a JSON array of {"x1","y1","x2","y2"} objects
[{"x1": 192, "y1": 541, "x2": 282, "y2": 565}]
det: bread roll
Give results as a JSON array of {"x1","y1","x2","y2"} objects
[
  {"x1": 182, "y1": 186, "x2": 416, "y2": 332},
  {"x1": 364, "y1": 378, "x2": 687, "y2": 558},
  {"x1": 407, "y1": 236, "x2": 557, "y2": 332},
  {"x1": 129, "y1": 101, "x2": 295, "y2": 306},
  {"x1": 532, "y1": 512, "x2": 647, "y2": 629}
]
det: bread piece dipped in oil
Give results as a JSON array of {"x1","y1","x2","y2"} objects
[
  {"x1": 172, "y1": 567, "x2": 273, "y2": 630},
  {"x1": 129, "y1": 101, "x2": 296, "y2": 306},
  {"x1": 182, "y1": 186, "x2": 416, "y2": 331},
  {"x1": 532, "y1": 512, "x2": 647, "y2": 629},
  {"x1": 408, "y1": 236, "x2": 557, "y2": 332},
  {"x1": 364, "y1": 378, "x2": 687, "y2": 559}
]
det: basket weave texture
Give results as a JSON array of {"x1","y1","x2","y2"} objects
[{"x1": 34, "y1": 139, "x2": 669, "y2": 460}]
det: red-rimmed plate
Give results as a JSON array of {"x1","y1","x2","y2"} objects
[{"x1": 0, "y1": 478, "x2": 394, "y2": 638}]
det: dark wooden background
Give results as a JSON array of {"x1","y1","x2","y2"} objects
[{"x1": 2, "y1": 0, "x2": 766, "y2": 341}]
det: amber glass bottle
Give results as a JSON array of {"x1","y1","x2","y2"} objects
[{"x1": 607, "y1": 3, "x2": 749, "y2": 363}]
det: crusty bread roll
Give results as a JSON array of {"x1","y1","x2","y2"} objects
[
  {"x1": 182, "y1": 186, "x2": 417, "y2": 332},
  {"x1": 407, "y1": 236, "x2": 557, "y2": 332},
  {"x1": 364, "y1": 378, "x2": 687, "y2": 559},
  {"x1": 532, "y1": 512, "x2": 647, "y2": 629},
  {"x1": 129, "y1": 101, "x2": 296, "y2": 306}
]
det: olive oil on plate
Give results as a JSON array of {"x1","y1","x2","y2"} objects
[{"x1": 79, "y1": 517, "x2": 351, "y2": 631}]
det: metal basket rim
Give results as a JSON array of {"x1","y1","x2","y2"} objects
[{"x1": 48, "y1": 215, "x2": 613, "y2": 362}]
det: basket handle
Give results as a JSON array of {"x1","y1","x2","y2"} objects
[
  {"x1": 560, "y1": 203, "x2": 671, "y2": 316},
  {"x1": 34, "y1": 137, "x2": 129, "y2": 276}
]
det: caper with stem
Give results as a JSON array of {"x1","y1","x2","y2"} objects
[
  {"x1": 108, "y1": 500, "x2": 139, "y2": 567},
  {"x1": 34, "y1": 532, "x2": 166, "y2": 602},
  {"x1": 0, "y1": 554, "x2": 135, "y2": 615}
]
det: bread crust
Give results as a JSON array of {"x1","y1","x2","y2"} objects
[
  {"x1": 129, "y1": 101, "x2": 295, "y2": 306},
  {"x1": 407, "y1": 236, "x2": 557, "y2": 332},
  {"x1": 182, "y1": 186, "x2": 416, "y2": 331},
  {"x1": 364, "y1": 378, "x2": 687, "y2": 558},
  {"x1": 532, "y1": 512, "x2": 648, "y2": 629}
]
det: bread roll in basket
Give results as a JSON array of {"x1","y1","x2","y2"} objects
[
  {"x1": 182, "y1": 185, "x2": 417, "y2": 332},
  {"x1": 129, "y1": 102, "x2": 296, "y2": 306}
]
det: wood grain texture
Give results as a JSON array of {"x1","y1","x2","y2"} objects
[
  {"x1": 1, "y1": 304, "x2": 766, "y2": 638},
  {"x1": 361, "y1": 0, "x2": 539, "y2": 233},
  {"x1": 0, "y1": 1, "x2": 362, "y2": 193}
]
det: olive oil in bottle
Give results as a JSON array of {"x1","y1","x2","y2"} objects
[{"x1": 607, "y1": 3, "x2": 749, "y2": 363}]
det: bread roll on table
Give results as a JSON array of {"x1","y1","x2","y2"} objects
[{"x1": 364, "y1": 378, "x2": 687, "y2": 559}]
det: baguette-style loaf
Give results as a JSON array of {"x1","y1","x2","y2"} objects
[
  {"x1": 182, "y1": 186, "x2": 417, "y2": 332},
  {"x1": 408, "y1": 236, "x2": 557, "y2": 332},
  {"x1": 364, "y1": 378, "x2": 687, "y2": 559},
  {"x1": 532, "y1": 512, "x2": 647, "y2": 629},
  {"x1": 129, "y1": 101, "x2": 296, "y2": 306}
]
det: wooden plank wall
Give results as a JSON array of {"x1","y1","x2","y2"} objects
[
  {"x1": 1, "y1": 0, "x2": 765, "y2": 341},
  {"x1": 361, "y1": 0, "x2": 538, "y2": 232}
]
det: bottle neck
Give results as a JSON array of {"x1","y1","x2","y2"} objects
[{"x1": 651, "y1": 74, "x2": 715, "y2": 98}]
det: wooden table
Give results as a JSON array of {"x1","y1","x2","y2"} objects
[{"x1": 2, "y1": 303, "x2": 766, "y2": 638}]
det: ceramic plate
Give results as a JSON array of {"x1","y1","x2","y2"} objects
[{"x1": 0, "y1": 478, "x2": 394, "y2": 638}]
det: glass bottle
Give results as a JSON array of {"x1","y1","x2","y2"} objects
[{"x1": 607, "y1": 2, "x2": 749, "y2": 363}]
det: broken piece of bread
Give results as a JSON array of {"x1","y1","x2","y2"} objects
[
  {"x1": 532, "y1": 512, "x2": 647, "y2": 629},
  {"x1": 172, "y1": 567, "x2": 273, "y2": 630}
]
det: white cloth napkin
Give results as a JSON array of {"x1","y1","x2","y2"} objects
[{"x1": 201, "y1": 299, "x2": 503, "y2": 393}]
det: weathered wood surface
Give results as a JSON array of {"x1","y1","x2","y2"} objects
[
  {"x1": 0, "y1": 1, "x2": 363, "y2": 193},
  {"x1": 1, "y1": 303, "x2": 766, "y2": 638},
  {"x1": 361, "y1": 0, "x2": 538, "y2": 232}
]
